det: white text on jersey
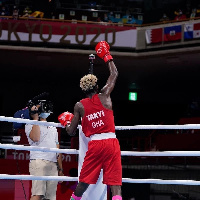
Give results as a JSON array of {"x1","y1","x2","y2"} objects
[{"x1": 86, "y1": 110, "x2": 105, "y2": 121}]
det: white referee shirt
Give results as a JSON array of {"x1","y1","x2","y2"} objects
[{"x1": 25, "y1": 124, "x2": 58, "y2": 162}]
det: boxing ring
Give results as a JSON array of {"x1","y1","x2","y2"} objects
[{"x1": 1, "y1": 116, "x2": 200, "y2": 199}]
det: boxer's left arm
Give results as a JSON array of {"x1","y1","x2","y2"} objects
[{"x1": 66, "y1": 102, "x2": 82, "y2": 136}]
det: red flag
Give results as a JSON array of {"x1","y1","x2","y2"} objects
[{"x1": 145, "y1": 28, "x2": 162, "y2": 44}]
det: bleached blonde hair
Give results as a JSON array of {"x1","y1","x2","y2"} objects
[{"x1": 80, "y1": 74, "x2": 98, "y2": 92}]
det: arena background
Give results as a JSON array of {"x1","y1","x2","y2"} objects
[
  {"x1": 0, "y1": 45, "x2": 200, "y2": 200},
  {"x1": 1, "y1": 0, "x2": 200, "y2": 200},
  {"x1": 0, "y1": 46, "x2": 199, "y2": 127}
]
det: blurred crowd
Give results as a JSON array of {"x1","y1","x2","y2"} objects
[
  {"x1": 0, "y1": 0, "x2": 200, "y2": 25},
  {"x1": 160, "y1": 7, "x2": 200, "y2": 23},
  {"x1": 0, "y1": 0, "x2": 52, "y2": 20},
  {"x1": 0, "y1": 0, "x2": 144, "y2": 25}
]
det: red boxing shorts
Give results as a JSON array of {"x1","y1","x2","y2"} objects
[{"x1": 79, "y1": 138, "x2": 122, "y2": 185}]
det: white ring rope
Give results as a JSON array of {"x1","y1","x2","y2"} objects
[
  {"x1": 0, "y1": 174, "x2": 78, "y2": 181},
  {"x1": 122, "y1": 178, "x2": 200, "y2": 185},
  {"x1": 0, "y1": 174, "x2": 200, "y2": 186},
  {"x1": 0, "y1": 143, "x2": 79, "y2": 154},
  {"x1": 0, "y1": 116, "x2": 63, "y2": 128},
  {"x1": 1, "y1": 143, "x2": 200, "y2": 157},
  {"x1": 1, "y1": 115, "x2": 200, "y2": 130},
  {"x1": 115, "y1": 124, "x2": 200, "y2": 130},
  {"x1": 121, "y1": 151, "x2": 200, "y2": 157}
]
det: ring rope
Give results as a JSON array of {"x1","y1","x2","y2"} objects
[
  {"x1": 0, "y1": 174, "x2": 200, "y2": 186},
  {"x1": 1, "y1": 116, "x2": 200, "y2": 130},
  {"x1": 1, "y1": 143, "x2": 200, "y2": 157},
  {"x1": 122, "y1": 178, "x2": 200, "y2": 185},
  {"x1": 121, "y1": 151, "x2": 200, "y2": 157},
  {"x1": 0, "y1": 174, "x2": 78, "y2": 181},
  {"x1": 0, "y1": 143, "x2": 79, "y2": 154},
  {"x1": 0, "y1": 116, "x2": 63, "y2": 128},
  {"x1": 115, "y1": 124, "x2": 200, "y2": 130}
]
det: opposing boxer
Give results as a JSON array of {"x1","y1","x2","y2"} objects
[{"x1": 58, "y1": 41, "x2": 122, "y2": 200}]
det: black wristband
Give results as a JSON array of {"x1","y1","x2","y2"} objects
[{"x1": 58, "y1": 168, "x2": 64, "y2": 173}]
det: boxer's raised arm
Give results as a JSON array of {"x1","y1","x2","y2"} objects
[
  {"x1": 101, "y1": 61, "x2": 118, "y2": 96},
  {"x1": 95, "y1": 41, "x2": 118, "y2": 96}
]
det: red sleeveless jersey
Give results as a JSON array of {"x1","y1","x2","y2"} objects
[{"x1": 80, "y1": 94, "x2": 115, "y2": 137}]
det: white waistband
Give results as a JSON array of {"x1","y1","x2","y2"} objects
[{"x1": 90, "y1": 132, "x2": 116, "y2": 141}]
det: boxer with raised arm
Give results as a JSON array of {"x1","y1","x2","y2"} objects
[{"x1": 58, "y1": 41, "x2": 122, "y2": 200}]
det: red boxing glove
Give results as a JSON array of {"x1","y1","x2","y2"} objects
[
  {"x1": 95, "y1": 41, "x2": 113, "y2": 63},
  {"x1": 58, "y1": 112, "x2": 74, "y2": 127},
  {"x1": 98, "y1": 41, "x2": 110, "y2": 50}
]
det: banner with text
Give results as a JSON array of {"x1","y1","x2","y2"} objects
[{"x1": 0, "y1": 19, "x2": 137, "y2": 48}]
